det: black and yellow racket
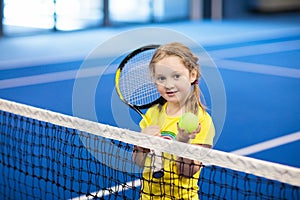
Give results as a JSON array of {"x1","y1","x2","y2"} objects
[
  {"x1": 115, "y1": 44, "x2": 165, "y2": 178},
  {"x1": 115, "y1": 44, "x2": 163, "y2": 125}
]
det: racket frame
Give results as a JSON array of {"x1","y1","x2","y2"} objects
[{"x1": 115, "y1": 44, "x2": 163, "y2": 123}]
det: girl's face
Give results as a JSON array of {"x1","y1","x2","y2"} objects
[{"x1": 153, "y1": 56, "x2": 196, "y2": 105}]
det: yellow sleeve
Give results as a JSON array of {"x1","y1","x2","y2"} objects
[
  {"x1": 139, "y1": 105, "x2": 160, "y2": 130},
  {"x1": 139, "y1": 116, "x2": 148, "y2": 130},
  {"x1": 191, "y1": 110, "x2": 215, "y2": 146}
]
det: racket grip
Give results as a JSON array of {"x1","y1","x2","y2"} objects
[{"x1": 149, "y1": 150, "x2": 164, "y2": 178}]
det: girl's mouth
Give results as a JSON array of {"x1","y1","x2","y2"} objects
[{"x1": 166, "y1": 91, "x2": 177, "y2": 97}]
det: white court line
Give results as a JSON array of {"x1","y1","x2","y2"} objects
[
  {"x1": 209, "y1": 40, "x2": 300, "y2": 59},
  {"x1": 216, "y1": 60, "x2": 300, "y2": 78},
  {"x1": 0, "y1": 67, "x2": 106, "y2": 89},
  {"x1": 70, "y1": 179, "x2": 141, "y2": 200},
  {"x1": 0, "y1": 70, "x2": 78, "y2": 89},
  {"x1": 231, "y1": 131, "x2": 300, "y2": 156},
  {"x1": 0, "y1": 54, "x2": 86, "y2": 70},
  {"x1": 70, "y1": 131, "x2": 300, "y2": 199}
]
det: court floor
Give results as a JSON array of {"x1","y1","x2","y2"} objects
[{"x1": 0, "y1": 13, "x2": 300, "y2": 171}]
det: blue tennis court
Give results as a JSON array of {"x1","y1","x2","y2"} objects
[{"x1": 0, "y1": 13, "x2": 300, "y2": 199}]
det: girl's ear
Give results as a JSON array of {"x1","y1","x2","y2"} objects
[{"x1": 190, "y1": 69, "x2": 198, "y2": 83}]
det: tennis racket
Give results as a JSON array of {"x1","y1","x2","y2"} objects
[
  {"x1": 115, "y1": 44, "x2": 163, "y2": 124},
  {"x1": 115, "y1": 44, "x2": 165, "y2": 178}
]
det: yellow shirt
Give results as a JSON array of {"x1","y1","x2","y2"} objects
[{"x1": 139, "y1": 103, "x2": 215, "y2": 199}]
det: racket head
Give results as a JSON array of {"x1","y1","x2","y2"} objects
[{"x1": 115, "y1": 45, "x2": 164, "y2": 112}]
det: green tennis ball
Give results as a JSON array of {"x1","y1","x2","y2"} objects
[{"x1": 178, "y1": 112, "x2": 199, "y2": 133}]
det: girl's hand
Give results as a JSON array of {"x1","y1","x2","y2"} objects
[
  {"x1": 135, "y1": 125, "x2": 161, "y2": 154},
  {"x1": 141, "y1": 125, "x2": 161, "y2": 137},
  {"x1": 176, "y1": 123, "x2": 201, "y2": 143}
]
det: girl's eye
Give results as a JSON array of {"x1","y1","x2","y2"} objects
[
  {"x1": 156, "y1": 76, "x2": 166, "y2": 83},
  {"x1": 174, "y1": 74, "x2": 180, "y2": 79}
]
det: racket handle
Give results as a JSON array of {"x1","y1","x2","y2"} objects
[
  {"x1": 149, "y1": 150, "x2": 164, "y2": 178},
  {"x1": 142, "y1": 116, "x2": 164, "y2": 177}
]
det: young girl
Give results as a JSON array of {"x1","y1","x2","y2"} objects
[{"x1": 133, "y1": 42, "x2": 215, "y2": 199}]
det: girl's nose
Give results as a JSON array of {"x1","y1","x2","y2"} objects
[{"x1": 164, "y1": 79, "x2": 175, "y2": 89}]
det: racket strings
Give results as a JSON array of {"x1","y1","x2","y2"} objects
[{"x1": 118, "y1": 50, "x2": 160, "y2": 107}]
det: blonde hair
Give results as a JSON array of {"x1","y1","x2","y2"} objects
[{"x1": 150, "y1": 42, "x2": 205, "y2": 115}]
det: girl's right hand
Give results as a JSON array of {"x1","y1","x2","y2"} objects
[
  {"x1": 134, "y1": 125, "x2": 161, "y2": 154},
  {"x1": 141, "y1": 125, "x2": 161, "y2": 137}
]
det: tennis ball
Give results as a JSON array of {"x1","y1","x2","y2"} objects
[{"x1": 178, "y1": 112, "x2": 199, "y2": 133}]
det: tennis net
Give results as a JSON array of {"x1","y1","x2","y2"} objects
[{"x1": 0, "y1": 98, "x2": 299, "y2": 199}]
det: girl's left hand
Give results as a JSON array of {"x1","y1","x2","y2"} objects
[{"x1": 176, "y1": 123, "x2": 201, "y2": 143}]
